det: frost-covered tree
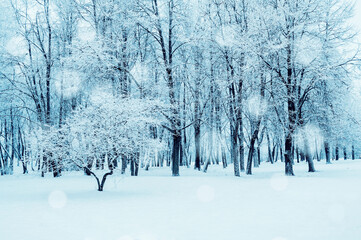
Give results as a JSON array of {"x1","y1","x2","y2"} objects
[
  {"x1": 0, "y1": 0, "x2": 360, "y2": 179},
  {"x1": 30, "y1": 90, "x2": 164, "y2": 190},
  {"x1": 257, "y1": 0, "x2": 357, "y2": 175}
]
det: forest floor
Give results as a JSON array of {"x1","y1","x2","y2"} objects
[{"x1": 1, "y1": 159, "x2": 361, "y2": 240}]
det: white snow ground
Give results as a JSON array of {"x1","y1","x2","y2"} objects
[{"x1": 1, "y1": 160, "x2": 361, "y2": 240}]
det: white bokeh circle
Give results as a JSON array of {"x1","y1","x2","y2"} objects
[{"x1": 48, "y1": 190, "x2": 67, "y2": 209}]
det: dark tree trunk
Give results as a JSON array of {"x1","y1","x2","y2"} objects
[
  {"x1": 51, "y1": 152, "x2": 61, "y2": 177},
  {"x1": 18, "y1": 127, "x2": 27, "y2": 174},
  {"x1": 300, "y1": 150, "x2": 305, "y2": 161},
  {"x1": 246, "y1": 132, "x2": 258, "y2": 175},
  {"x1": 230, "y1": 123, "x2": 239, "y2": 176},
  {"x1": 280, "y1": 144, "x2": 284, "y2": 162},
  {"x1": 96, "y1": 158, "x2": 101, "y2": 170},
  {"x1": 247, "y1": 121, "x2": 261, "y2": 174},
  {"x1": 98, "y1": 171, "x2": 113, "y2": 191},
  {"x1": 272, "y1": 143, "x2": 278, "y2": 162},
  {"x1": 180, "y1": 82, "x2": 187, "y2": 167},
  {"x1": 4, "y1": 120, "x2": 9, "y2": 174},
  {"x1": 237, "y1": 60, "x2": 244, "y2": 172},
  {"x1": 267, "y1": 133, "x2": 274, "y2": 164},
  {"x1": 246, "y1": 145, "x2": 254, "y2": 175},
  {"x1": 325, "y1": 141, "x2": 331, "y2": 164},
  {"x1": 193, "y1": 47, "x2": 202, "y2": 171},
  {"x1": 135, "y1": 160, "x2": 139, "y2": 176},
  {"x1": 203, "y1": 162, "x2": 210, "y2": 172},
  {"x1": 225, "y1": 51, "x2": 240, "y2": 177},
  {"x1": 0, "y1": 130, "x2": 3, "y2": 175},
  {"x1": 228, "y1": 80, "x2": 239, "y2": 177},
  {"x1": 131, "y1": 152, "x2": 139, "y2": 176},
  {"x1": 22, "y1": 161, "x2": 28, "y2": 174},
  {"x1": 130, "y1": 157, "x2": 135, "y2": 176},
  {"x1": 284, "y1": 39, "x2": 295, "y2": 176},
  {"x1": 335, "y1": 145, "x2": 339, "y2": 160},
  {"x1": 222, "y1": 147, "x2": 227, "y2": 168},
  {"x1": 179, "y1": 141, "x2": 183, "y2": 167},
  {"x1": 88, "y1": 170, "x2": 113, "y2": 192},
  {"x1": 172, "y1": 134, "x2": 181, "y2": 176},
  {"x1": 239, "y1": 142, "x2": 245, "y2": 171},
  {"x1": 302, "y1": 131, "x2": 315, "y2": 172},
  {"x1": 85, "y1": 157, "x2": 94, "y2": 175},
  {"x1": 9, "y1": 109, "x2": 14, "y2": 175},
  {"x1": 194, "y1": 122, "x2": 201, "y2": 171},
  {"x1": 352, "y1": 145, "x2": 355, "y2": 160},
  {"x1": 101, "y1": 154, "x2": 106, "y2": 170},
  {"x1": 343, "y1": 147, "x2": 347, "y2": 160},
  {"x1": 155, "y1": 0, "x2": 182, "y2": 176},
  {"x1": 121, "y1": 154, "x2": 127, "y2": 174},
  {"x1": 284, "y1": 134, "x2": 294, "y2": 176}
]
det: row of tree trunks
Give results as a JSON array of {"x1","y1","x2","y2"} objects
[{"x1": 0, "y1": 113, "x2": 19, "y2": 175}]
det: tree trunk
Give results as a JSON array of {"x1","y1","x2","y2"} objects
[
  {"x1": 239, "y1": 141, "x2": 245, "y2": 171},
  {"x1": 9, "y1": 109, "x2": 15, "y2": 175},
  {"x1": 237, "y1": 59, "x2": 244, "y2": 172},
  {"x1": 284, "y1": 38, "x2": 295, "y2": 176},
  {"x1": 121, "y1": 154, "x2": 127, "y2": 174},
  {"x1": 315, "y1": 139, "x2": 320, "y2": 162},
  {"x1": 85, "y1": 156, "x2": 94, "y2": 175},
  {"x1": 335, "y1": 145, "x2": 339, "y2": 160},
  {"x1": 284, "y1": 134, "x2": 294, "y2": 176},
  {"x1": 324, "y1": 141, "x2": 331, "y2": 164},
  {"x1": 87, "y1": 169, "x2": 114, "y2": 192},
  {"x1": 253, "y1": 147, "x2": 260, "y2": 168},
  {"x1": 172, "y1": 134, "x2": 181, "y2": 176},
  {"x1": 222, "y1": 146, "x2": 227, "y2": 168},
  {"x1": 267, "y1": 133, "x2": 274, "y2": 164},
  {"x1": 247, "y1": 118, "x2": 262, "y2": 174},
  {"x1": 230, "y1": 123, "x2": 239, "y2": 176},
  {"x1": 272, "y1": 143, "x2": 278, "y2": 162},
  {"x1": 194, "y1": 123, "x2": 201, "y2": 171},
  {"x1": 130, "y1": 156, "x2": 135, "y2": 176},
  {"x1": 296, "y1": 146, "x2": 300, "y2": 163},
  {"x1": 256, "y1": 144, "x2": 261, "y2": 167},
  {"x1": 303, "y1": 133, "x2": 315, "y2": 172},
  {"x1": 246, "y1": 131, "x2": 258, "y2": 175}
]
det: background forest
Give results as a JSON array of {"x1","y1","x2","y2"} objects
[{"x1": 1, "y1": 0, "x2": 361, "y2": 183}]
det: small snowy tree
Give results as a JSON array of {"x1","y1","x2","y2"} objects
[{"x1": 31, "y1": 90, "x2": 164, "y2": 191}]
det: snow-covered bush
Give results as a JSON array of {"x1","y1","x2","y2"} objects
[{"x1": 31, "y1": 91, "x2": 164, "y2": 191}]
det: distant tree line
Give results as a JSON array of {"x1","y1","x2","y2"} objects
[{"x1": 0, "y1": 0, "x2": 360, "y2": 182}]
